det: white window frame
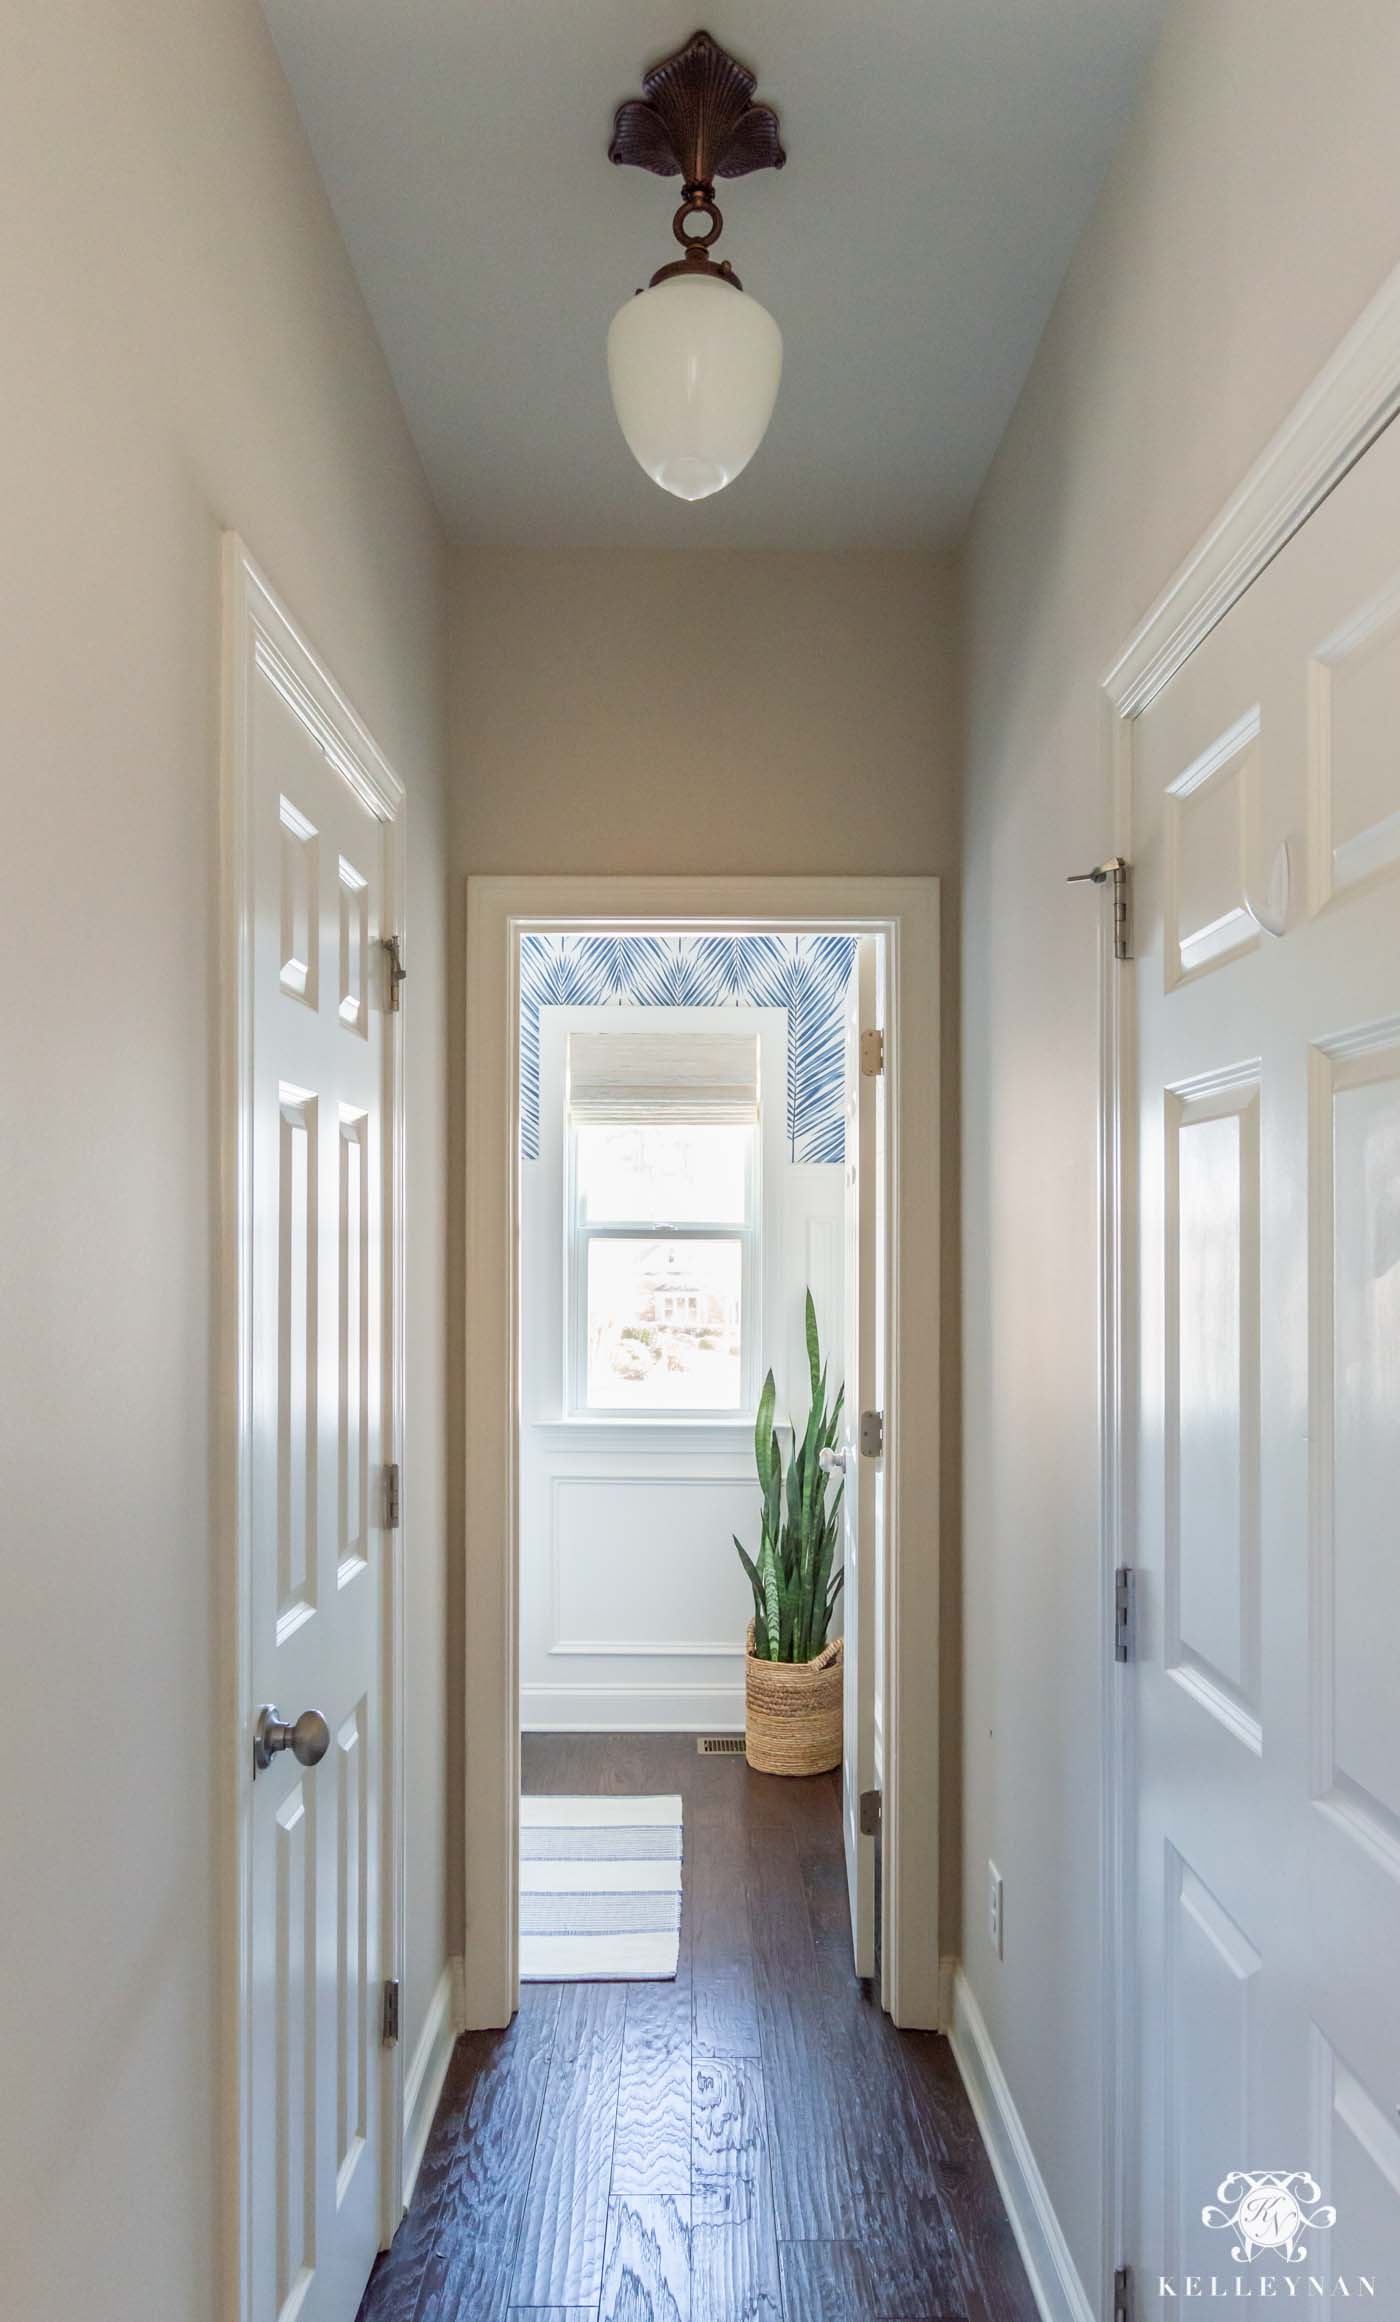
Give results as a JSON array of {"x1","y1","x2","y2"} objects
[{"x1": 566, "y1": 1113, "x2": 762, "y2": 1420}]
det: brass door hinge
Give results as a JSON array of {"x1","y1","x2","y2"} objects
[{"x1": 860, "y1": 1027, "x2": 885, "y2": 1077}]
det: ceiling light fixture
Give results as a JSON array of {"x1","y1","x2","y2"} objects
[{"x1": 606, "y1": 30, "x2": 786, "y2": 503}]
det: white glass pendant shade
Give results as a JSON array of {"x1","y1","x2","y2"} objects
[{"x1": 607, "y1": 273, "x2": 782, "y2": 502}]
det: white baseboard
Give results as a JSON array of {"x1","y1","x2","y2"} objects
[
  {"x1": 521, "y1": 1681, "x2": 744, "y2": 1731},
  {"x1": 949, "y1": 1967, "x2": 1097, "y2": 2322},
  {"x1": 401, "y1": 1958, "x2": 462, "y2": 2210}
]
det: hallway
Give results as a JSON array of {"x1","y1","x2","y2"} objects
[
  {"x1": 358, "y1": 1737, "x2": 1037, "y2": 2321},
  {"x1": 362, "y1": 1746, "x2": 1040, "y2": 2322}
]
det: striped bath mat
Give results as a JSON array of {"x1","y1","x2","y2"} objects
[{"x1": 519, "y1": 1795, "x2": 683, "y2": 1981}]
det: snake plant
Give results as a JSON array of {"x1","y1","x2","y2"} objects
[{"x1": 733, "y1": 1289, "x2": 845, "y2": 1662}]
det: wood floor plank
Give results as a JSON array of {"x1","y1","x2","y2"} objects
[
  {"x1": 410, "y1": 2236, "x2": 519, "y2": 2322},
  {"x1": 690, "y1": 1829, "x2": 759, "y2": 2059},
  {"x1": 878, "y1": 2034, "x2": 1036, "y2": 2322},
  {"x1": 612, "y1": 1981, "x2": 692, "y2": 2197},
  {"x1": 750, "y1": 1987, "x2": 862, "y2": 2238},
  {"x1": 690, "y1": 2046, "x2": 781, "y2": 2322},
  {"x1": 510, "y1": 1980, "x2": 627, "y2": 2308},
  {"x1": 858, "y1": 2198, "x2": 972, "y2": 2322},
  {"x1": 403, "y1": 1989, "x2": 563, "y2": 2322},
  {"x1": 744, "y1": 1811, "x2": 870, "y2": 2241},
  {"x1": 786, "y1": 1832, "x2": 969, "y2": 2293},
  {"x1": 778, "y1": 2238, "x2": 879, "y2": 2320},
  {"x1": 691, "y1": 2052, "x2": 769, "y2": 2227},
  {"x1": 356, "y1": 2039, "x2": 480, "y2": 2318},
  {"x1": 690, "y1": 2217, "x2": 783, "y2": 2322},
  {"x1": 599, "y1": 2193, "x2": 692, "y2": 2322},
  {"x1": 432, "y1": 1989, "x2": 562, "y2": 2246}
]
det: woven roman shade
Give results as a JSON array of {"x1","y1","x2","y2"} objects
[{"x1": 568, "y1": 1030, "x2": 760, "y2": 1125}]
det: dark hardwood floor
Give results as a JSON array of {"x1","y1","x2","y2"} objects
[{"x1": 358, "y1": 1735, "x2": 1037, "y2": 2322}]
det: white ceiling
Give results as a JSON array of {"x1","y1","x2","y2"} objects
[{"x1": 261, "y1": 1, "x2": 1166, "y2": 548}]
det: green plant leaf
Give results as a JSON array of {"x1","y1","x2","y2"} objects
[
  {"x1": 778, "y1": 1559, "x2": 796, "y2": 1660},
  {"x1": 733, "y1": 1535, "x2": 766, "y2": 1638},
  {"x1": 812, "y1": 1519, "x2": 838, "y2": 1649},
  {"x1": 764, "y1": 1438, "x2": 782, "y2": 1548},
  {"x1": 758, "y1": 1529, "x2": 781, "y2": 1661},
  {"x1": 745, "y1": 1286, "x2": 847, "y2": 1662},
  {"x1": 754, "y1": 1370, "x2": 776, "y2": 1497}
]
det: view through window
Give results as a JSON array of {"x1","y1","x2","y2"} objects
[{"x1": 573, "y1": 1122, "x2": 755, "y2": 1411}]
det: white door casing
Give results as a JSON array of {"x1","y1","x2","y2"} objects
[
  {"x1": 841, "y1": 938, "x2": 880, "y2": 1977},
  {"x1": 223, "y1": 543, "x2": 406, "y2": 2322},
  {"x1": 1118, "y1": 411, "x2": 1400, "y2": 2300},
  {"x1": 463, "y1": 877, "x2": 941, "y2": 2033}
]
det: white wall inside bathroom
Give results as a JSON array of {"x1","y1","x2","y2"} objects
[{"x1": 521, "y1": 1002, "x2": 844, "y2": 1729}]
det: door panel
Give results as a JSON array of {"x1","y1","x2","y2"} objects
[
  {"x1": 841, "y1": 939, "x2": 878, "y2": 1977},
  {"x1": 248, "y1": 656, "x2": 389, "y2": 2322},
  {"x1": 1130, "y1": 414, "x2": 1400, "y2": 2298}
]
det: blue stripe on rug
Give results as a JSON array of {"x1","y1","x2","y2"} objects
[
  {"x1": 519, "y1": 1826, "x2": 683, "y2": 1861},
  {"x1": 519, "y1": 1893, "x2": 682, "y2": 1936}
]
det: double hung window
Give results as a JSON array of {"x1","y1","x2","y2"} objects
[{"x1": 568, "y1": 1032, "x2": 760, "y2": 1416}]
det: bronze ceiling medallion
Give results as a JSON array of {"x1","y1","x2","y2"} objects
[{"x1": 609, "y1": 30, "x2": 786, "y2": 293}]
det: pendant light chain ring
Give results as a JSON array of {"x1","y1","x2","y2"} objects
[{"x1": 674, "y1": 182, "x2": 724, "y2": 250}]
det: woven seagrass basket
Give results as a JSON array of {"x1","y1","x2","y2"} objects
[{"x1": 744, "y1": 1620, "x2": 843, "y2": 1776}]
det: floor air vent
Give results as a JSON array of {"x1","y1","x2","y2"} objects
[{"x1": 696, "y1": 1735, "x2": 746, "y2": 1756}]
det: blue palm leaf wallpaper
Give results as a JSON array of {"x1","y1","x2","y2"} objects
[{"x1": 519, "y1": 933, "x2": 856, "y2": 1164}]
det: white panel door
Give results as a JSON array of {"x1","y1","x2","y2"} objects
[
  {"x1": 1129, "y1": 416, "x2": 1400, "y2": 2300},
  {"x1": 246, "y1": 648, "x2": 391, "y2": 2322},
  {"x1": 840, "y1": 937, "x2": 880, "y2": 1977}
]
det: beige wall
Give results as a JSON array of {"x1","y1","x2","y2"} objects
[
  {"x1": 960, "y1": 0, "x2": 1400, "y2": 2295},
  {"x1": 451, "y1": 549, "x2": 958, "y2": 878},
  {"x1": 0, "y1": 4, "x2": 448, "y2": 2316},
  {"x1": 448, "y1": 545, "x2": 963, "y2": 1947}
]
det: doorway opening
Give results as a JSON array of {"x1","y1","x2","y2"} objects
[
  {"x1": 462, "y1": 875, "x2": 943, "y2": 2037},
  {"x1": 515, "y1": 928, "x2": 870, "y2": 1989}
]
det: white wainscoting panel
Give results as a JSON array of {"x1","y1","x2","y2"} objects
[
  {"x1": 550, "y1": 1475, "x2": 755, "y2": 1656},
  {"x1": 522, "y1": 1425, "x2": 758, "y2": 1729}
]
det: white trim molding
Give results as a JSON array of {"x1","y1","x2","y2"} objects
[
  {"x1": 220, "y1": 537, "x2": 408, "y2": 2319},
  {"x1": 950, "y1": 1970, "x2": 1095, "y2": 2322},
  {"x1": 401, "y1": 1960, "x2": 464, "y2": 2212},
  {"x1": 464, "y1": 875, "x2": 941, "y2": 2032},
  {"x1": 1095, "y1": 262, "x2": 1400, "y2": 2322},
  {"x1": 1104, "y1": 257, "x2": 1400, "y2": 716},
  {"x1": 520, "y1": 1678, "x2": 746, "y2": 1731}
]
